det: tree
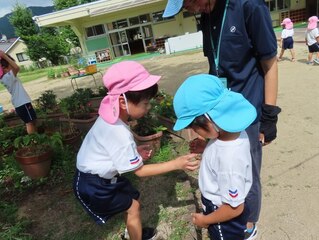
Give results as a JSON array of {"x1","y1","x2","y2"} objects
[
  {"x1": 9, "y1": 4, "x2": 71, "y2": 66},
  {"x1": 9, "y1": 4, "x2": 38, "y2": 38}
]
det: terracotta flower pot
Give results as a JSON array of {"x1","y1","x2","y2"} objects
[
  {"x1": 15, "y1": 145, "x2": 53, "y2": 179},
  {"x1": 132, "y1": 131, "x2": 163, "y2": 153},
  {"x1": 60, "y1": 113, "x2": 98, "y2": 133},
  {"x1": 158, "y1": 116, "x2": 198, "y2": 141}
]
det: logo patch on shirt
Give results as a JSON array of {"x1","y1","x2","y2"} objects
[
  {"x1": 129, "y1": 156, "x2": 140, "y2": 165},
  {"x1": 230, "y1": 26, "x2": 236, "y2": 33},
  {"x1": 228, "y1": 189, "x2": 238, "y2": 198}
]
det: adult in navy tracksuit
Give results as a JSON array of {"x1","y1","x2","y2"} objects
[{"x1": 163, "y1": 1, "x2": 281, "y2": 239}]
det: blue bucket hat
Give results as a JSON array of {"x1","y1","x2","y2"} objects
[
  {"x1": 173, "y1": 74, "x2": 257, "y2": 132},
  {"x1": 163, "y1": 0, "x2": 184, "y2": 18}
]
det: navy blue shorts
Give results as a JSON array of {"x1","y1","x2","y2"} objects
[
  {"x1": 73, "y1": 169, "x2": 140, "y2": 224},
  {"x1": 308, "y1": 43, "x2": 319, "y2": 53},
  {"x1": 283, "y1": 37, "x2": 293, "y2": 49},
  {"x1": 15, "y1": 103, "x2": 37, "y2": 123},
  {"x1": 202, "y1": 196, "x2": 250, "y2": 240}
]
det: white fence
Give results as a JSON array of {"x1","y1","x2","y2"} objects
[{"x1": 164, "y1": 31, "x2": 203, "y2": 54}]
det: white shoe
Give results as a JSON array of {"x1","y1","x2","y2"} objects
[{"x1": 313, "y1": 58, "x2": 319, "y2": 64}]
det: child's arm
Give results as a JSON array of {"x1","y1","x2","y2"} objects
[
  {"x1": 192, "y1": 203, "x2": 244, "y2": 228},
  {"x1": 134, "y1": 153, "x2": 199, "y2": 177},
  {"x1": 0, "y1": 51, "x2": 20, "y2": 77}
]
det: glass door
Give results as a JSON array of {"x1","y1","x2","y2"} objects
[{"x1": 110, "y1": 30, "x2": 131, "y2": 57}]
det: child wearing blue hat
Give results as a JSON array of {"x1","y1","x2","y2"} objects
[{"x1": 173, "y1": 74, "x2": 257, "y2": 240}]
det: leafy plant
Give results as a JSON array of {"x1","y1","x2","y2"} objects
[
  {"x1": 14, "y1": 132, "x2": 63, "y2": 156},
  {"x1": 132, "y1": 100, "x2": 167, "y2": 136},
  {"x1": 36, "y1": 90, "x2": 59, "y2": 113},
  {"x1": 59, "y1": 88, "x2": 94, "y2": 117},
  {"x1": 0, "y1": 126, "x2": 26, "y2": 154},
  {"x1": 47, "y1": 68, "x2": 56, "y2": 79},
  {"x1": 153, "y1": 90, "x2": 175, "y2": 120}
]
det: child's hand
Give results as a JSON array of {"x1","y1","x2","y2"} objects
[
  {"x1": 175, "y1": 153, "x2": 200, "y2": 171},
  {"x1": 189, "y1": 138, "x2": 207, "y2": 153},
  {"x1": 192, "y1": 213, "x2": 209, "y2": 228},
  {"x1": 137, "y1": 144, "x2": 153, "y2": 161}
]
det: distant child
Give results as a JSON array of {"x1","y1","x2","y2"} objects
[
  {"x1": 73, "y1": 61, "x2": 199, "y2": 240},
  {"x1": 0, "y1": 50, "x2": 37, "y2": 134},
  {"x1": 173, "y1": 74, "x2": 257, "y2": 240},
  {"x1": 278, "y1": 18, "x2": 295, "y2": 62},
  {"x1": 305, "y1": 16, "x2": 319, "y2": 65}
]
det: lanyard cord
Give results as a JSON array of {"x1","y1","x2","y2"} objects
[{"x1": 209, "y1": 0, "x2": 229, "y2": 77}]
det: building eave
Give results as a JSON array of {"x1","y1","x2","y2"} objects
[{"x1": 33, "y1": 0, "x2": 163, "y2": 27}]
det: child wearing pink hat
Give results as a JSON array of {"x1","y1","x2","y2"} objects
[
  {"x1": 73, "y1": 61, "x2": 199, "y2": 240},
  {"x1": 278, "y1": 18, "x2": 295, "y2": 62},
  {"x1": 305, "y1": 16, "x2": 319, "y2": 65},
  {"x1": 0, "y1": 50, "x2": 37, "y2": 134}
]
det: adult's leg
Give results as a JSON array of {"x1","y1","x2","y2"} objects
[
  {"x1": 245, "y1": 123, "x2": 262, "y2": 224},
  {"x1": 125, "y1": 199, "x2": 142, "y2": 240}
]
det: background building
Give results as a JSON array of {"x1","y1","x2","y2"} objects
[{"x1": 34, "y1": 0, "x2": 309, "y2": 61}]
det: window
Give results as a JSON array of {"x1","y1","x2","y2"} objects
[
  {"x1": 86, "y1": 24, "x2": 106, "y2": 37},
  {"x1": 152, "y1": 11, "x2": 174, "y2": 22},
  {"x1": 16, "y1": 53, "x2": 29, "y2": 62},
  {"x1": 139, "y1": 14, "x2": 151, "y2": 24},
  {"x1": 266, "y1": 0, "x2": 289, "y2": 11},
  {"x1": 112, "y1": 19, "x2": 128, "y2": 29},
  {"x1": 129, "y1": 16, "x2": 139, "y2": 26}
]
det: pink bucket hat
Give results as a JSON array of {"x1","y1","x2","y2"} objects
[
  {"x1": 281, "y1": 18, "x2": 293, "y2": 30},
  {"x1": 307, "y1": 16, "x2": 319, "y2": 30},
  {"x1": 98, "y1": 61, "x2": 161, "y2": 124}
]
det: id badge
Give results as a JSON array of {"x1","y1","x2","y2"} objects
[{"x1": 219, "y1": 77, "x2": 227, "y2": 88}]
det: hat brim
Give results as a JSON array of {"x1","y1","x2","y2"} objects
[
  {"x1": 130, "y1": 74, "x2": 161, "y2": 91},
  {"x1": 163, "y1": 0, "x2": 184, "y2": 18},
  {"x1": 207, "y1": 91, "x2": 256, "y2": 133},
  {"x1": 173, "y1": 116, "x2": 195, "y2": 131}
]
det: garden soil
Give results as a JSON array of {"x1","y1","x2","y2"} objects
[{"x1": 1, "y1": 42, "x2": 319, "y2": 239}]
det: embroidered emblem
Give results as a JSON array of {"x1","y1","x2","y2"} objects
[
  {"x1": 129, "y1": 156, "x2": 140, "y2": 165},
  {"x1": 230, "y1": 26, "x2": 236, "y2": 33},
  {"x1": 228, "y1": 189, "x2": 238, "y2": 198}
]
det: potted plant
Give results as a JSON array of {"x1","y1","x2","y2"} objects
[
  {"x1": 0, "y1": 125, "x2": 26, "y2": 155},
  {"x1": 89, "y1": 86, "x2": 108, "y2": 110},
  {"x1": 153, "y1": 90, "x2": 198, "y2": 141},
  {"x1": 38, "y1": 119, "x2": 82, "y2": 151},
  {"x1": 59, "y1": 88, "x2": 98, "y2": 133},
  {"x1": 35, "y1": 90, "x2": 65, "y2": 125},
  {"x1": 131, "y1": 102, "x2": 167, "y2": 153},
  {"x1": 1, "y1": 110, "x2": 23, "y2": 127},
  {"x1": 14, "y1": 132, "x2": 63, "y2": 179}
]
